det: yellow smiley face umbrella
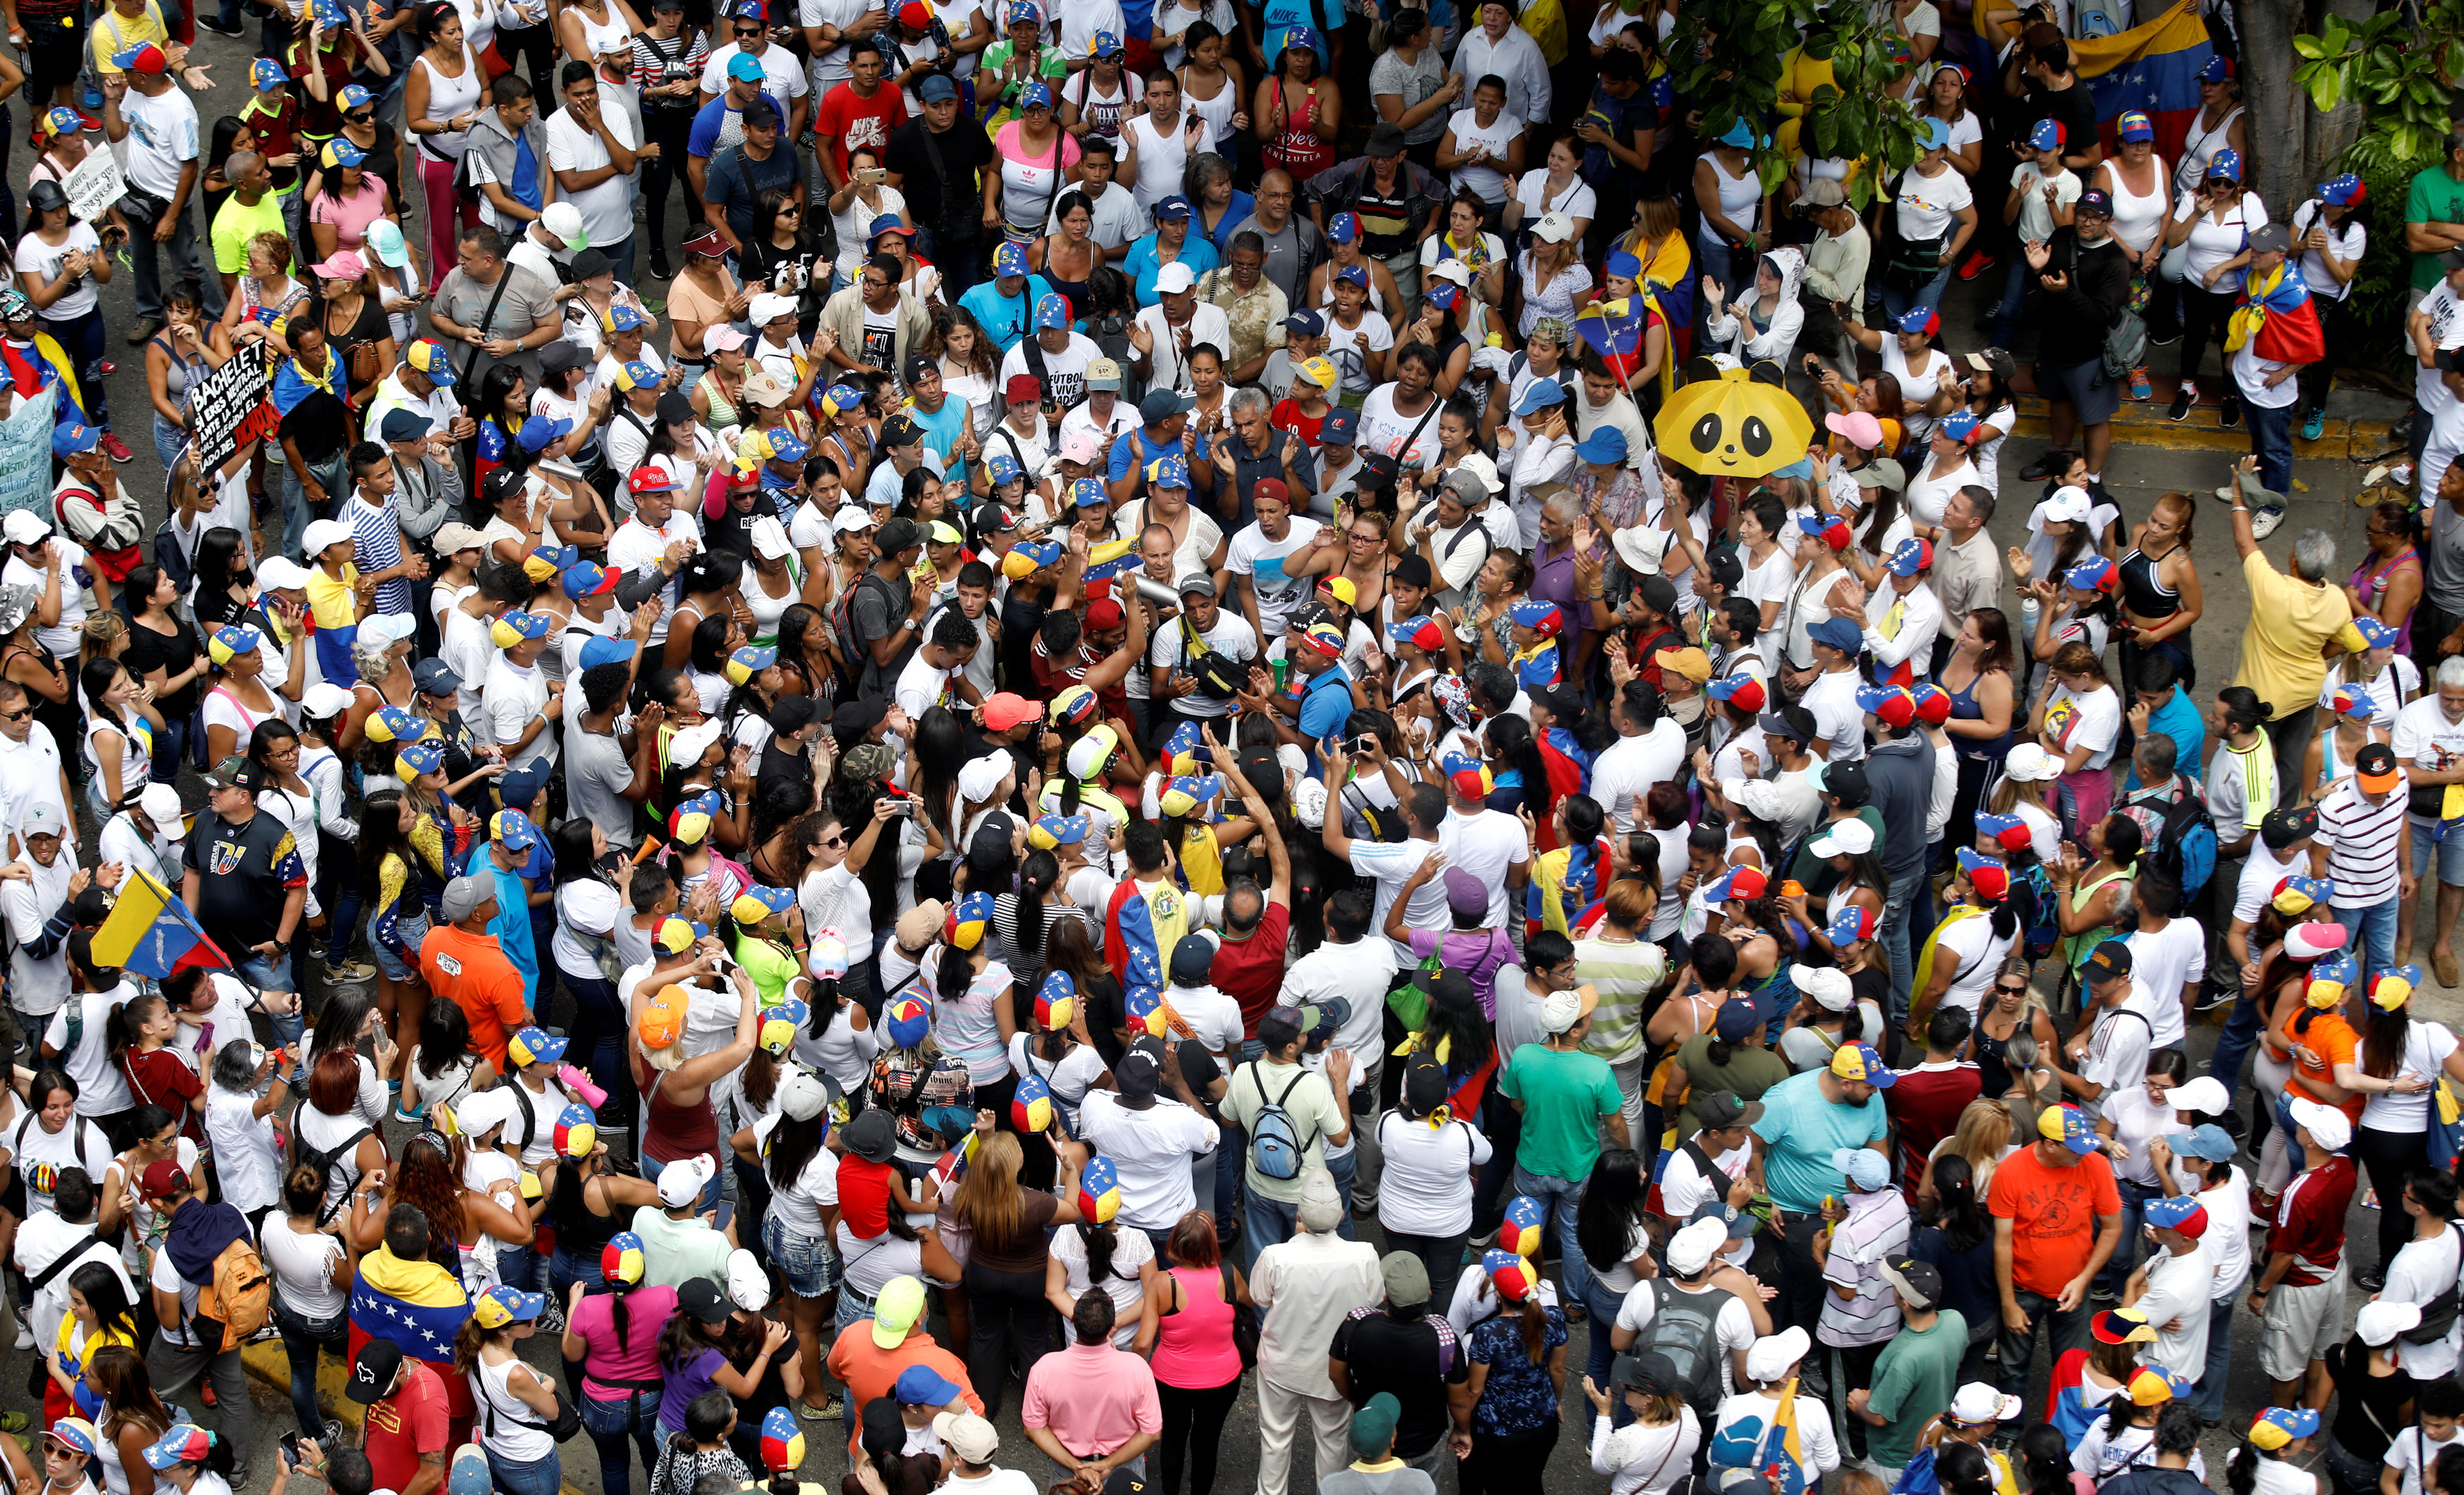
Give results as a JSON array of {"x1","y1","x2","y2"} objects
[{"x1": 1653, "y1": 356, "x2": 1816, "y2": 480}]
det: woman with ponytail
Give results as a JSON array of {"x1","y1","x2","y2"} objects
[
  {"x1": 132, "y1": 1422, "x2": 237, "y2": 1495},
  {"x1": 459, "y1": 1285, "x2": 566, "y2": 1495},
  {"x1": 1912, "y1": 850, "x2": 2023, "y2": 1042},
  {"x1": 933, "y1": 891, "x2": 1021, "y2": 1132},
  {"x1": 2255, "y1": 926, "x2": 2362, "y2": 1203},
  {"x1": 562, "y1": 1229, "x2": 677, "y2": 1495},
  {"x1": 1047, "y1": 1171, "x2": 1157, "y2": 1351},
  {"x1": 990, "y1": 847, "x2": 1094, "y2": 1001},
  {"x1": 2350, "y1": 971, "x2": 2464, "y2": 1288},
  {"x1": 1009, "y1": 969, "x2": 1110, "y2": 1137},
  {"x1": 1459, "y1": 1246, "x2": 1569, "y2": 1492},
  {"x1": 1910, "y1": 1151, "x2": 2001, "y2": 1382},
  {"x1": 1571, "y1": 1149, "x2": 1652, "y2": 1394}
]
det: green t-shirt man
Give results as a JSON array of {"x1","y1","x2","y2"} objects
[
  {"x1": 1219, "y1": 1054, "x2": 1349, "y2": 1203},
  {"x1": 1500, "y1": 1041, "x2": 1625, "y2": 1182},
  {"x1": 211, "y1": 188, "x2": 289, "y2": 277},
  {"x1": 2408, "y1": 158, "x2": 2464, "y2": 292},
  {"x1": 1862, "y1": 1301, "x2": 1969, "y2": 1471}
]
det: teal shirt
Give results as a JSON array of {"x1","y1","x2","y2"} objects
[
  {"x1": 1500, "y1": 1044, "x2": 1624, "y2": 1182},
  {"x1": 2410, "y1": 164, "x2": 2464, "y2": 291},
  {"x1": 1748, "y1": 1068, "x2": 1889, "y2": 1215}
]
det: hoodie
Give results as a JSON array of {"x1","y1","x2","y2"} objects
[
  {"x1": 464, "y1": 106, "x2": 551, "y2": 229},
  {"x1": 1705, "y1": 246, "x2": 1806, "y2": 365},
  {"x1": 1863, "y1": 732, "x2": 1935, "y2": 880}
]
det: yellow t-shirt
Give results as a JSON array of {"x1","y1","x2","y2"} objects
[
  {"x1": 91, "y1": 3, "x2": 170, "y2": 74},
  {"x1": 56, "y1": 1316, "x2": 137, "y2": 1408},
  {"x1": 303, "y1": 563, "x2": 360, "y2": 632},
  {"x1": 2232, "y1": 549, "x2": 2363, "y2": 720}
]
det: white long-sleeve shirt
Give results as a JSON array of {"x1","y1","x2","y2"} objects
[
  {"x1": 1450, "y1": 25, "x2": 1551, "y2": 130},
  {"x1": 1507, "y1": 430, "x2": 1575, "y2": 545},
  {"x1": 1862, "y1": 579, "x2": 1943, "y2": 675},
  {"x1": 1704, "y1": 287, "x2": 1804, "y2": 364}
]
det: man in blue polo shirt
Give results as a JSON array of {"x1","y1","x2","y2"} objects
[
  {"x1": 1105, "y1": 389, "x2": 1215, "y2": 508},
  {"x1": 955, "y1": 240, "x2": 1057, "y2": 354}
]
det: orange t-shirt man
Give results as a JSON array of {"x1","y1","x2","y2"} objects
[
  {"x1": 419, "y1": 921, "x2": 532, "y2": 1075},
  {"x1": 2278, "y1": 1003, "x2": 2364, "y2": 1120},
  {"x1": 1987, "y1": 1125, "x2": 2123, "y2": 1299},
  {"x1": 825, "y1": 1280, "x2": 982, "y2": 1458}
]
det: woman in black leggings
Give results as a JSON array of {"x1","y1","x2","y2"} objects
[
  {"x1": 1138, "y1": 1211, "x2": 1250, "y2": 1495},
  {"x1": 2346, "y1": 986, "x2": 2464, "y2": 1289}
]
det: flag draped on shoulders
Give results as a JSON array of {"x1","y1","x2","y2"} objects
[
  {"x1": 1105, "y1": 876, "x2": 1190, "y2": 982},
  {"x1": 351, "y1": 1244, "x2": 472, "y2": 1410},
  {"x1": 2228, "y1": 261, "x2": 2325, "y2": 365}
]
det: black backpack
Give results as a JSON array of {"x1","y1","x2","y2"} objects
[
  {"x1": 2401, "y1": 1224, "x2": 2464, "y2": 1344},
  {"x1": 1635, "y1": 1277, "x2": 1735, "y2": 1423}
]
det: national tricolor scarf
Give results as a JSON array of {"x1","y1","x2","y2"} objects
[{"x1": 2225, "y1": 260, "x2": 2325, "y2": 365}]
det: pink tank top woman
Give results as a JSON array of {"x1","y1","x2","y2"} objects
[{"x1": 1150, "y1": 1265, "x2": 1243, "y2": 1389}]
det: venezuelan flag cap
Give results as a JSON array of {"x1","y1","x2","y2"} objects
[
  {"x1": 758, "y1": 1405, "x2": 805, "y2": 1472},
  {"x1": 950, "y1": 892, "x2": 994, "y2": 950},
  {"x1": 1036, "y1": 970, "x2": 1075, "y2": 1030},
  {"x1": 885, "y1": 994, "x2": 933, "y2": 1049},
  {"x1": 2308, "y1": 951, "x2": 2360, "y2": 1006},
  {"x1": 207, "y1": 624, "x2": 261, "y2": 665},
  {"x1": 141, "y1": 1427, "x2": 214, "y2": 1471},
  {"x1": 1078, "y1": 1156, "x2": 1121, "y2": 1224},
  {"x1": 1049, "y1": 684, "x2": 1100, "y2": 725},
  {"x1": 395, "y1": 742, "x2": 445, "y2": 778},
  {"x1": 1012, "y1": 1073, "x2": 1055, "y2": 1133},
  {"x1": 1124, "y1": 985, "x2": 1166, "y2": 1036},
  {"x1": 1483, "y1": 1248, "x2": 1540, "y2": 1302},
  {"x1": 508, "y1": 1025, "x2": 567, "y2": 1068},
  {"x1": 601, "y1": 1231, "x2": 646, "y2": 1285},
  {"x1": 807, "y1": 934, "x2": 851, "y2": 980},
  {"x1": 470, "y1": 1284, "x2": 547, "y2": 1330},
  {"x1": 1499, "y1": 1196, "x2": 1547, "y2": 1256},
  {"x1": 2125, "y1": 1365, "x2": 2192, "y2": 1406},
  {"x1": 552, "y1": 1103, "x2": 598, "y2": 1158},
  {"x1": 731, "y1": 883, "x2": 796, "y2": 926},
  {"x1": 653, "y1": 917, "x2": 696, "y2": 955},
  {"x1": 2090, "y1": 1306, "x2": 2156, "y2": 1344},
  {"x1": 2372, "y1": 963, "x2": 2424, "y2": 1011},
  {"x1": 45, "y1": 1419, "x2": 99, "y2": 1456},
  {"x1": 2249, "y1": 1406, "x2": 2321, "y2": 1451},
  {"x1": 758, "y1": 1001, "x2": 808, "y2": 1053},
  {"x1": 1029, "y1": 813, "x2": 1090, "y2": 850},
  {"x1": 365, "y1": 704, "x2": 426, "y2": 744}
]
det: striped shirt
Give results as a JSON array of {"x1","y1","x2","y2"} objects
[
  {"x1": 346, "y1": 492, "x2": 410, "y2": 617},
  {"x1": 2319, "y1": 778, "x2": 2407, "y2": 906}
]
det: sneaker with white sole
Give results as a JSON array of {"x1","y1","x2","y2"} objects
[
  {"x1": 2166, "y1": 384, "x2": 2194, "y2": 422},
  {"x1": 11, "y1": 1321, "x2": 29, "y2": 1351},
  {"x1": 2249, "y1": 503, "x2": 2284, "y2": 539}
]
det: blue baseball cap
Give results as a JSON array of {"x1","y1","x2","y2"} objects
[
  {"x1": 51, "y1": 424, "x2": 99, "y2": 458},
  {"x1": 1513, "y1": 380, "x2": 1568, "y2": 416},
  {"x1": 251, "y1": 57, "x2": 286, "y2": 91},
  {"x1": 1282, "y1": 308, "x2": 1325, "y2": 337},
  {"x1": 727, "y1": 52, "x2": 766, "y2": 81},
  {"x1": 1573, "y1": 426, "x2": 1627, "y2": 464},
  {"x1": 1152, "y1": 194, "x2": 1193, "y2": 222},
  {"x1": 577, "y1": 636, "x2": 639, "y2": 669},
  {"x1": 517, "y1": 414, "x2": 573, "y2": 452},
  {"x1": 1033, "y1": 293, "x2": 1071, "y2": 330},
  {"x1": 1321, "y1": 406, "x2": 1357, "y2": 445},
  {"x1": 1019, "y1": 80, "x2": 1053, "y2": 110},
  {"x1": 1806, "y1": 616, "x2": 1863, "y2": 654}
]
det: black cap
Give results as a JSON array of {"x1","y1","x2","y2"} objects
[
  {"x1": 2085, "y1": 939, "x2": 2135, "y2": 981},
  {"x1": 346, "y1": 1339, "x2": 403, "y2": 1403},
  {"x1": 655, "y1": 390, "x2": 694, "y2": 425},
  {"x1": 678, "y1": 1277, "x2": 734, "y2": 1324},
  {"x1": 1169, "y1": 932, "x2": 1217, "y2": 987},
  {"x1": 1695, "y1": 1090, "x2": 1763, "y2": 1129},
  {"x1": 880, "y1": 415, "x2": 924, "y2": 449},
  {"x1": 832, "y1": 695, "x2": 887, "y2": 741},
  {"x1": 741, "y1": 98, "x2": 781, "y2": 128},
  {"x1": 843, "y1": 1107, "x2": 898, "y2": 1163},
  {"x1": 1636, "y1": 575, "x2": 1679, "y2": 620},
  {"x1": 1366, "y1": 121, "x2": 1408, "y2": 156},
  {"x1": 2261, "y1": 803, "x2": 2320, "y2": 850},
  {"x1": 874, "y1": 517, "x2": 925, "y2": 557},
  {"x1": 1820, "y1": 761, "x2": 1870, "y2": 808},
  {"x1": 1117, "y1": 1035, "x2": 1167, "y2": 1100},
  {"x1": 1706, "y1": 549, "x2": 1745, "y2": 589},
  {"x1": 2358, "y1": 742, "x2": 2401, "y2": 778},
  {"x1": 1611, "y1": 1349, "x2": 1680, "y2": 1396},
  {"x1": 1402, "y1": 1055, "x2": 1450, "y2": 1115},
  {"x1": 570, "y1": 247, "x2": 613, "y2": 281},
  {"x1": 769, "y1": 694, "x2": 819, "y2": 733},
  {"x1": 1390, "y1": 553, "x2": 1432, "y2": 589},
  {"x1": 482, "y1": 464, "x2": 530, "y2": 508},
  {"x1": 1357, "y1": 452, "x2": 1400, "y2": 488}
]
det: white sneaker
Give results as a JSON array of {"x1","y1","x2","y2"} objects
[{"x1": 12, "y1": 1320, "x2": 30, "y2": 1351}]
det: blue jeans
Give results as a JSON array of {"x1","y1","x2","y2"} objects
[
  {"x1": 2094, "y1": 1179, "x2": 2161, "y2": 1298},
  {"x1": 596, "y1": 232, "x2": 637, "y2": 289},
  {"x1": 1244, "y1": 1191, "x2": 1299, "y2": 1271},
  {"x1": 1880, "y1": 865, "x2": 1927, "y2": 1027},
  {"x1": 1324, "y1": 1147, "x2": 1358, "y2": 1242},
  {"x1": 2344, "y1": 895, "x2": 2400, "y2": 992},
  {"x1": 498, "y1": 1241, "x2": 543, "y2": 1293},
  {"x1": 2211, "y1": 984, "x2": 2267, "y2": 1111},
  {"x1": 1214, "y1": 1117, "x2": 1246, "y2": 1239},
  {"x1": 1883, "y1": 263, "x2": 1952, "y2": 323},
  {"x1": 913, "y1": 224, "x2": 982, "y2": 304},
  {"x1": 581, "y1": 1387, "x2": 664, "y2": 1495},
  {"x1": 1988, "y1": 256, "x2": 2032, "y2": 347},
  {"x1": 1509, "y1": 1163, "x2": 1590, "y2": 1304},
  {"x1": 565, "y1": 975, "x2": 632, "y2": 1139},
  {"x1": 271, "y1": 1296, "x2": 347, "y2": 1441},
  {"x1": 835, "y1": 1280, "x2": 877, "y2": 1334},
  {"x1": 2248, "y1": 398, "x2": 2295, "y2": 496},
  {"x1": 484, "y1": 1445, "x2": 560, "y2": 1495},
  {"x1": 151, "y1": 713, "x2": 190, "y2": 785},
  {"x1": 1578, "y1": 1275, "x2": 1625, "y2": 1404},
  {"x1": 2192, "y1": 1293, "x2": 2235, "y2": 1420}
]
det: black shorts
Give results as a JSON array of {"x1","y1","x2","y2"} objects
[{"x1": 23, "y1": 22, "x2": 83, "y2": 103}]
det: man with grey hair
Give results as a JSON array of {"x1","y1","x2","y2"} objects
[
  {"x1": 1216, "y1": 384, "x2": 1313, "y2": 530},
  {"x1": 1252, "y1": 1168, "x2": 1383, "y2": 1495},
  {"x1": 2393, "y1": 652, "x2": 2464, "y2": 986},
  {"x1": 1229, "y1": 168, "x2": 1325, "y2": 308},
  {"x1": 1930, "y1": 484, "x2": 2001, "y2": 675},
  {"x1": 2229, "y1": 489, "x2": 2358, "y2": 784}
]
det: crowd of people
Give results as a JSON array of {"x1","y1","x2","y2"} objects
[{"x1": 0, "y1": 0, "x2": 2456, "y2": 1488}]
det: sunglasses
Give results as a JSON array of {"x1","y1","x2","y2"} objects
[
  {"x1": 0, "y1": 706, "x2": 32, "y2": 721},
  {"x1": 820, "y1": 834, "x2": 847, "y2": 848},
  {"x1": 1995, "y1": 983, "x2": 2029, "y2": 996},
  {"x1": 346, "y1": 109, "x2": 375, "y2": 121}
]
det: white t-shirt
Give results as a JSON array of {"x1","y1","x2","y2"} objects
[
  {"x1": 1893, "y1": 163, "x2": 1973, "y2": 242},
  {"x1": 1445, "y1": 108, "x2": 1522, "y2": 204},
  {"x1": 2175, "y1": 190, "x2": 2268, "y2": 284},
  {"x1": 1931, "y1": 906, "x2": 2016, "y2": 1018},
  {"x1": 1163, "y1": 982, "x2": 1245, "y2": 1058},
  {"x1": 149, "y1": 1237, "x2": 204, "y2": 1348},
  {"x1": 43, "y1": 990, "x2": 135, "y2": 1117},
  {"x1": 1226, "y1": 517, "x2": 1324, "y2": 639},
  {"x1": 1049, "y1": 1222, "x2": 1153, "y2": 1348},
  {"x1": 1354, "y1": 382, "x2": 1442, "y2": 470},
  {"x1": 2361, "y1": 1020, "x2": 2463, "y2": 1131},
  {"x1": 2123, "y1": 916, "x2": 2206, "y2": 1051},
  {"x1": 263, "y1": 1218, "x2": 350, "y2": 1319},
  {"x1": 2386, "y1": 1422, "x2": 2464, "y2": 1495},
  {"x1": 1437, "y1": 806, "x2": 1529, "y2": 930},
  {"x1": 1513, "y1": 169, "x2": 1595, "y2": 230},
  {"x1": 749, "y1": 1111, "x2": 841, "y2": 1237},
  {"x1": 2382, "y1": 1222, "x2": 2464, "y2": 1380},
  {"x1": 3, "y1": 539, "x2": 92, "y2": 657},
  {"x1": 5, "y1": 1111, "x2": 111, "y2": 1217},
  {"x1": 998, "y1": 331, "x2": 1101, "y2": 410},
  {"x1": 205, "y1": 1077, "x2": 282, "y2": 1218},
  {"x1": 1345, "y1": 839, "x2": 1447, "y2": 958},
  {"x1": 1075, "y1": 1089, "x2": 1218, "y2": 1232},
  {"x1": 15, "y1": 225, "x2": 103, "y2": 319},
  {"x1": 1374, "y1": 1113, "x2": 1492, "y2": 1237},
  {"x1": 2045, "y1": 682, "x2": 2121, "y2": 770},
  {"x1": 1618, "y1": 1282, "x2": 1758, "y2": 1397},
  {"x1": 545, "y1": 106, "x2": 639, "y2": 255}
]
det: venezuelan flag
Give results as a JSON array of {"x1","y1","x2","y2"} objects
[
  {"x1": 2070, "y1": 0, "x2": 2215, "y2": 161},
  {"x1": 1103, "y1": 877, "x2": 1190, "y2": 987},
  {"x1": 349, "y1": 1245, "x2": 474, "y2": 1418},
  {"x1": 89, "y1": 868, "x2": 232, "y2": 979}
]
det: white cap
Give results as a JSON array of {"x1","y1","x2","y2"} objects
[
  {"x1": 301, "y1": 682, "x2": 356, "y2": 721},
  {"x1": 778, "y1": 1069, "x2": 831, "y2": 1122},
  {"x1": 667, "y1": 718, "x2": 725, "y2": 770},
  {"x1": 1539, "y1": 987, "x2": 1585, "y2": 1034},
  {"x1": 2161, "y1": 1076, "x2": 2230, "y2": 1116},
  {"x1": 1744, "y1": 1326, "x2": 1811, "y2": 1384},
  {"x1": 255, "y1": 556, "x2": 314, "y2": 592},
  {"x1": 1152, "y1": 261, "x2": 1198, "y2": 294},
  {"x1": 2039, "y1": 484, "x2": 2094, "y2": 525},
  {"x1": 1666, "y1": 1217, "x2": 1728, "y2": 1276},
  {"x1": 655, "y1": 1153, "x2": 715, "y2": 1208},
  {"x1": 451, "y1": 1085, "x2": 517, "y2": 1141},
  {"x1": 832, "y1": 506, "x2": 876, "y2": 536},
  {"x1": 1948, "y1": 1383, "x2": 2023, "y2": 1425},
  {"x1": 724, "y1": 1246, "x2": 770, "y2": 1311},
  {"x1": 357, "y1": 613, "x2": 413, "y2": 651},
  {"x1": 1809, "y1": 818, "x2": 1874, "y2": 858},
  {"x1": 541, "y1": 201, "x2": 586, "y2": 246},
  {"x1": 749, "y1": 515, "x2": 793, "y2": 561},
  {"x1": 0, "y1": 510, "x2": 49, "y2": 546},
  {"x1": 747, "y1": 292, "x2": 798, "y2": 326},
  {"x1": 1451, "y1": 451, "x2": 1503, "y2": 495},
  {"x1": 1428, "y1": 256, "x2": 1473, "y2": 287},
  {"x1": 1531, "y1": 210, "x2": 1576, "y2": 244},
  {"x1": 301, "y1": 518, "x2": 354, "y2": 557},
  {"x1": 137, "y1": 782, "x2": 183, "y2": 827},
  {"x1": 2003, "y1": 742, "x2": 2063, "y2": 782},
  {"x1": 957, "y1": 755, "x2": 1010, "y2": 804},
  {"x1": 2287, "y1": 1096, "x2": 2352, "y2": 1151},
  {"x1": 1791, "y1": 964, "x2": 1855, "y2": 1013},
  {"x1": 1612, "y1": 525, "x2": 1670, "y2": 576},
  {"x1": 2358, "y1": 1299, "x2": 2423, "y2": 1347}
]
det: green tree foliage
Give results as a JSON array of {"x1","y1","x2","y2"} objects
[{"x1": 1668, "y1": 0, "x2": 1928, "y2": 208}]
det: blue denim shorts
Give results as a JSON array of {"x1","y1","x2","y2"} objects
[
  {"x1": 374, "y1": 913, "x2": 429, "y2": 982},
  {"x1": 2411, "y1": 815, "x2": 2464, "y2": 885},
  {"x1": 763, "y1": 1211, "x2": 840, "y2": 1299}
]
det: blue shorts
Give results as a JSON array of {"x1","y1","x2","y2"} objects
[
  {"x1": 2410, "y1": 815, "x2": 2464, "y2": 886},
  {"x1": 762, "y1": 1211, "x2": 840, "y2": 1299},
  {"x1": 374, "y1": 914, "x2": 429, "y2": 982}
]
